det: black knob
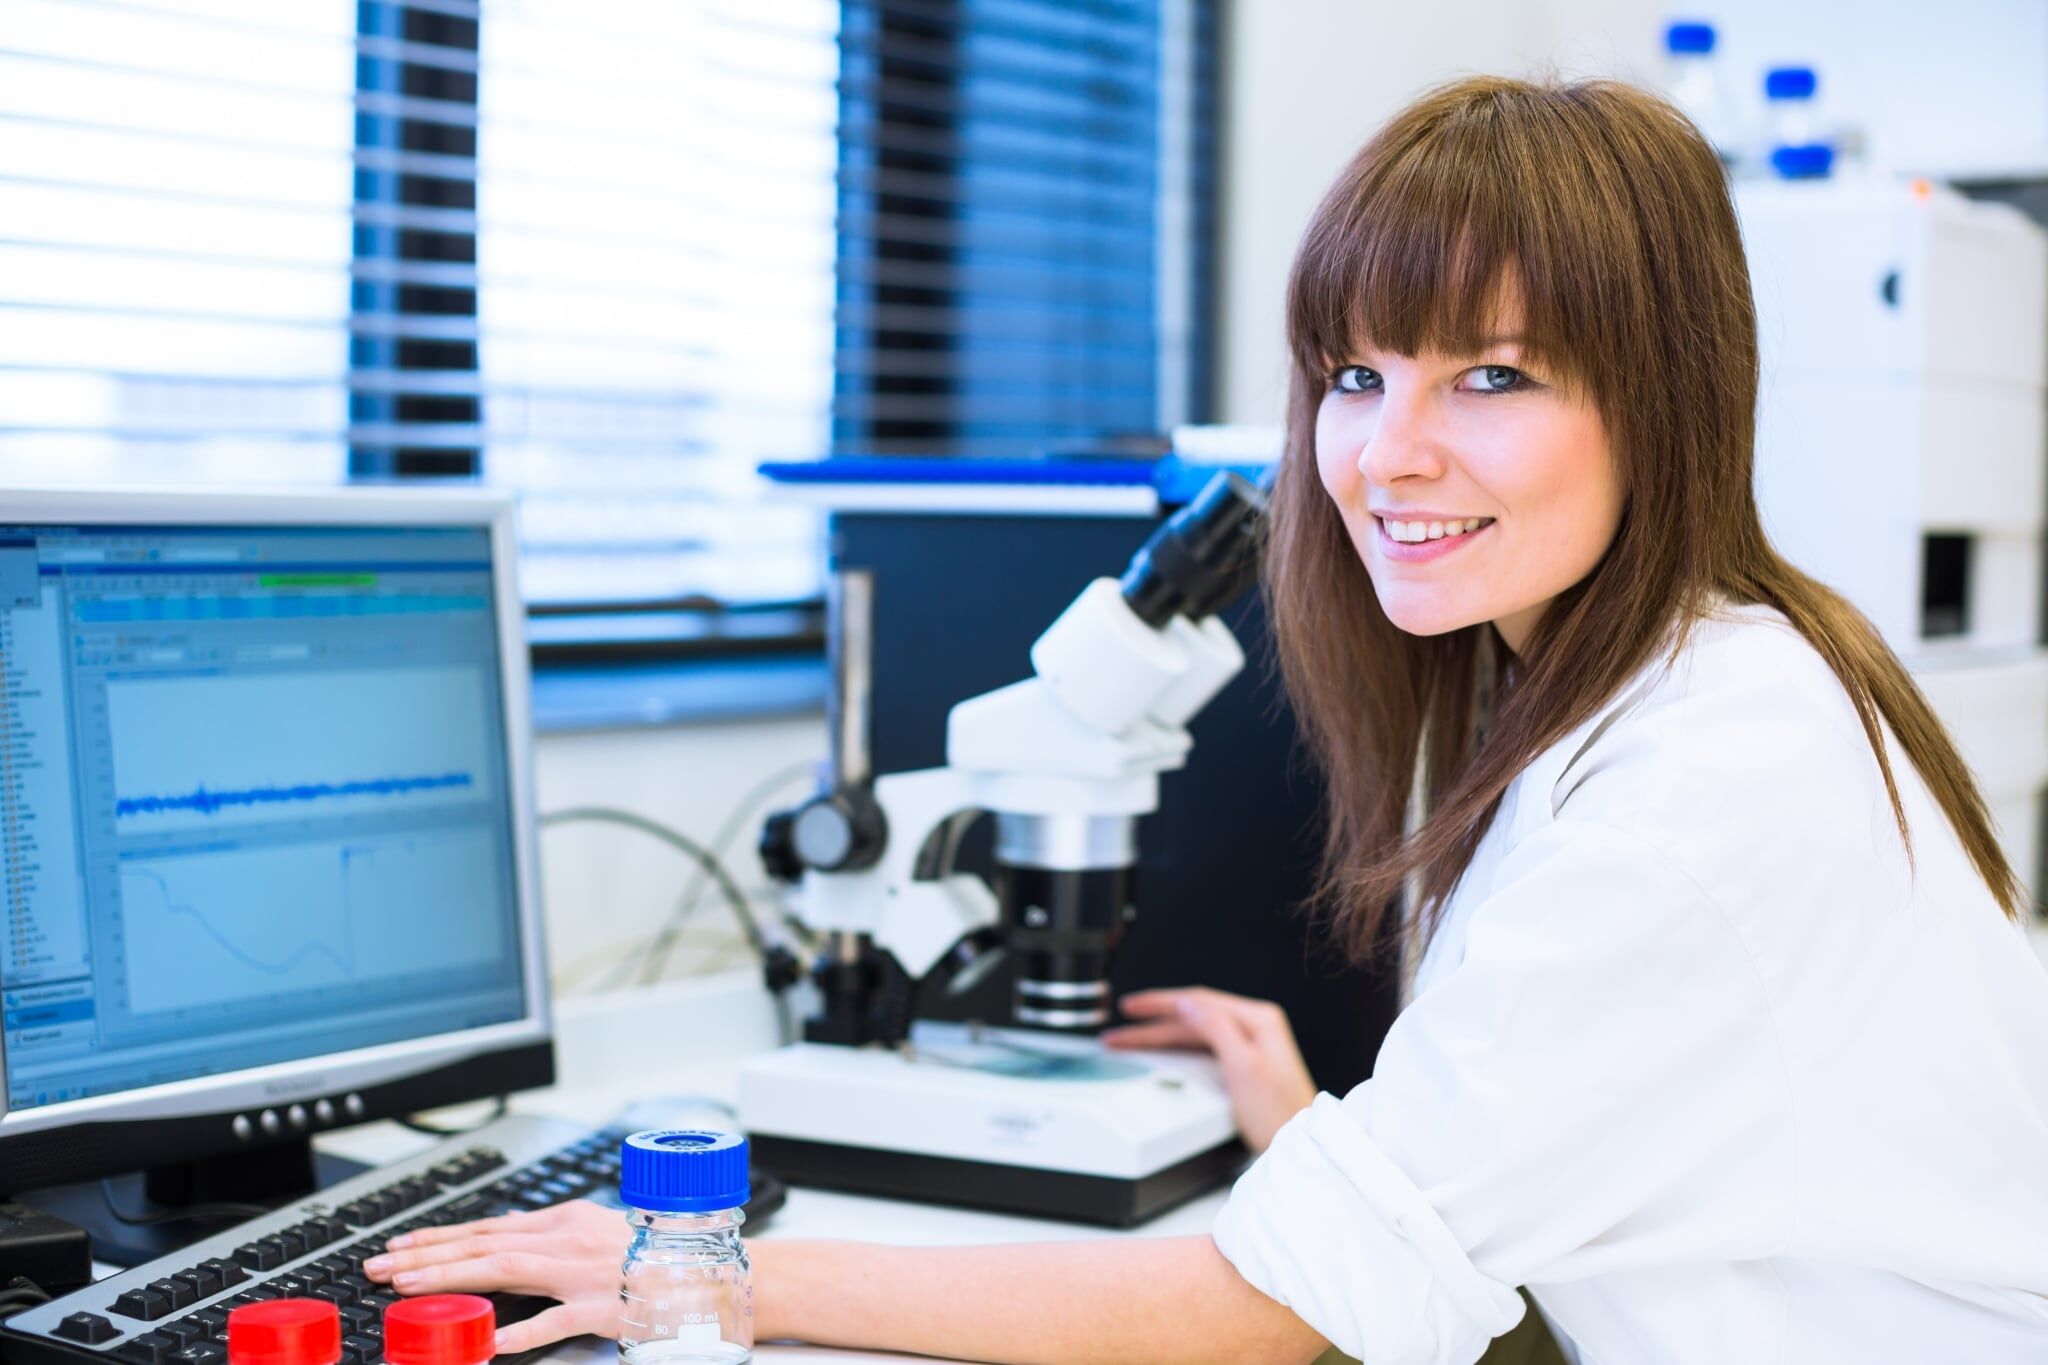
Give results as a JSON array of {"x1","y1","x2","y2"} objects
[{"x1": 758, "y1": 809, "x2": 804, "y2": 883}]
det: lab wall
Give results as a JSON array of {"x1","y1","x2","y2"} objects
[
  {"x1": 1214, "y1": 0, "x2": 1665, "y2": 426},
  {"x1": 532, "y1": 715, "x2": 825, "y2": 997}
]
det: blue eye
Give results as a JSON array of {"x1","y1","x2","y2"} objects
[
  {"x1": 1329, "y1": 366, "x2": 1380, "y2": 394},
  {"x1": 1467, "y1": 364, "x2": 1531, "y2": 394}
]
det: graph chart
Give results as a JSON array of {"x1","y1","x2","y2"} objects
[
  {"x1": 107, "y1": 667, "x2": 495, "y2": 836},
  {"x1": 117, "y1": 828, "x2": 510, "y2": 1016}
]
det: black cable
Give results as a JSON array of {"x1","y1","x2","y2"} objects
[
  {"x1": 396, "y1": 1094, "x2": 508, "y2": 1137},
  {"x1": 99, "y1": 1181, "x2": 266, "y2": 1226},
  {"x1": 0, "y1": 1280, "x2": 50, "y2": 1324},
  {"x1": 538, "y1": 805, "x2": 772, "y2": 978}
]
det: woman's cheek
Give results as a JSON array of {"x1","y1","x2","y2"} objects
[{"x1": 1313, "y1": 404, "x2": 1361, "y2": 500}]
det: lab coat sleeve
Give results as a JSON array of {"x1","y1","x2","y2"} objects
[{"x1": 1211, "y1": 817, "x2": 1793, "y2": 1365}]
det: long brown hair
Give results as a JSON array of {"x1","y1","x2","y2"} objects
[{"x1": 1265, "y1": 75, "x2": 2025, "y2": 964}]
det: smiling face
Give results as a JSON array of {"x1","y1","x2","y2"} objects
[{"x1": 1312, "y1": 295, "x2": 1624, "y2": 655}]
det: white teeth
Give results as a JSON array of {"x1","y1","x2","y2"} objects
[{"x1": 1383, "y1": 516, "x2": 1490, "y2": 543}]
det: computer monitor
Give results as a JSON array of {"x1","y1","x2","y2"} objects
[{"x1": 0, "y1": 487, "x2": 551, "y2": 1242}]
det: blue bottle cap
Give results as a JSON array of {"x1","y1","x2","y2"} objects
[
  {"x1": 1665, "y1": 21, "x2": 1715, "y2": 54},
  {"x1": 619, "y1": 1129, "x2": 751, "y2": 1213},
  {"x1": 1769, "y1": 143, "x2": 1836, "y2": 179},
  {"x1": 1765, "y1": 66, "x2": 1818, "y2": 100}
]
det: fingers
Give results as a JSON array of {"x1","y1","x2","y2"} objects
[
  {"x1": 387, "y1": 1200, "x2": 603, "y2": 1251},
  {"x1": 382, "y1": 1248, "x2": 598, "y2": 1299},
  {"x1": 493, "y1": 1298, "x2": 617, "y2": 1354},
  {"x1": 1100, "y1": 1020, "x2": 1203, "y2": 1050},
  {"x1": 1168, "y1": 994, "x2": 1256, "y2": 1068},
  {"x1": 366, "y1": 1232, "x2": 587, "y2": 1280}
]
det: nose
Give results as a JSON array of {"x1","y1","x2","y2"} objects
[{"x1": 1355, "y1": 389, "x2": 1447, "y2": 487}]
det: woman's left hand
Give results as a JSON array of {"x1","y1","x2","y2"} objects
[
  {"x1": 1101, "y1": 986, "x2": 1318, "y2": 1154},
  {"x1": 361, "y1": 1200, "x2": 628, "y2": 1353}
]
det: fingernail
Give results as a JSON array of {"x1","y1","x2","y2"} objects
[
  {"x1": 364, "y1": 1255, "x2": 392, "y2": 1274},
  {"x1": 1176, "y1": 997, "x2": 1202, "y2": 1019},
  {"x1": 387, "y1": 1233, "x2": 414, "y2": 1249},
  {"x1": 393, "y1": 1271, "x2": 422, "y2": 1290}
]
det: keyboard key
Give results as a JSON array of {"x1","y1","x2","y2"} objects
[
  {"x1": 190, "y1": 1307, "x2": 230, "y2": 1339},
  {"x1": 199, "y1": 1258, "x2": 246, "y2": 1289},
  {"x1": 334, "y1": 1201, "x2": 377, "y2": 1226},
  {"x1": 304, "y1": 1217, "x2": 349, "y2": 1246},
  {"x1": 55, "y1": 1311, "x2": 120, "y2": 1344},
  {"x1": 268, "y1": 1229, "x2": 306, "y2": 1260},
  {"x1": 343, "y1": 1331, "x2": 385, "y2": 1364},
  {"x1": 359, "y1": 1291, "x2": 399, "y2": 1312},
  {"x1": 172, "y1": 1269, "x2": 217, "y2": 1301},
  {"x1": 437, "y1": 1193, "x2": 490, "y2": 1223},
  {"x1": 169, "y1": 1343, "x2": 226, "y2": 1365},
  {"x1": 269, "y1": 1274, "x2": 314, "y2": 1298},
  {"x1": 158, "y1": 1318, "x2": 208, "y2": 1348},
  {"x1": 311, "y1": 1283, "x2": 356, "y2": 1309},
  {"x1": 237, "y1": 1285, "x2": 281, "y2": 1304},
  {"x1": 338, "y1": 1306, "x2": 376, "y2": 1333},
  {"x1": 118, "y1": 1331, "x2": 178, "y2": 1365},
  {"x1": 112, "y1": 1286, "x2": 172, "y2": 1320},
  {"x1": 154, "y1": 1276, "x2": 200, "y2": 1310},
  {"x1": 231, "y1": 1242, "x2": 281, "y2": 1272}
]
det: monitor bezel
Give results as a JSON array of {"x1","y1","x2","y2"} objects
[{"x1": 0, "y1": 485, "x2": 552, "y2": 1193}]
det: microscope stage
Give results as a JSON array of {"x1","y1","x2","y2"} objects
[{"x1": 737, "y1": 1023, "x2": 1244, "y2": 1226}]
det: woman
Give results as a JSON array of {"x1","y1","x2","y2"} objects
[{"x1": 364, "y1": 77, "x2": 2048, "y2": 1362}]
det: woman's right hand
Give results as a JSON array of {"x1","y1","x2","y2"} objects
[
  {"x1": 1100, "y1": 986, "x2": 1319, "y2": 1154},
  {"x1": 362, "y1": 1200, "x2": 629, "y2": 1353}
]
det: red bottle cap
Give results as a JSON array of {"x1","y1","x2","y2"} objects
[
  {"x1": 227, "y1": 1299, "x2": 342, "y2": 1365},
  {"x1": 383, "y1": 1294, "x2": 497, "y2": 1365}
]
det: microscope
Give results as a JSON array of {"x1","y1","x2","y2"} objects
[{"x1": 737, "y1": 472, "x2": 1266, "y2": 1226}]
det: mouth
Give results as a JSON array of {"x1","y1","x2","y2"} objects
[{"x1": 1373, "y1": 514, "x2": 1495, "y2": 561}]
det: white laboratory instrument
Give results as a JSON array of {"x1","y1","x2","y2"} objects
[
  {"x1": 739, "y1": 473, "x2": 1265, "y2": 1225},
  {"x1": 1740, "y1": 175, "x2": 2048, "y2": 895}
]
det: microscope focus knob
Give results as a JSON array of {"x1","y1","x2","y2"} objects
[{"x1": 789, "y1": 788, "x2": 888, "y2": 873}]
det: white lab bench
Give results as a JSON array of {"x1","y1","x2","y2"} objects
[{"x1": 313, "y1": 971, "x2": 1233, "y2": 1365}]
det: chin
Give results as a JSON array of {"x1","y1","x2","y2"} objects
[{"x1": 1371, "y1": 583, "x2": 1487, "y2": 638}]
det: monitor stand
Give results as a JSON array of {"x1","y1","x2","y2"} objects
[{"x1": 21, "y1": 1137, "x2": 369, "y2": 1266}]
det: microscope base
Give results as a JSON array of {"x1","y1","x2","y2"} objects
[
  {"x1": 737, "y1": 1025, "x2": 1245, "y2": 1227},
  {"x1": 749, "y1": 1130, "x2": 1243, "y2": 1227}
]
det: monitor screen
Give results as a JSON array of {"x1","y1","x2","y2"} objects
[{"x1": 0, "y1": 518, "x2": 533, "y2": 1116}]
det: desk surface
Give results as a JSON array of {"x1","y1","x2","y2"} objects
[{"x1": 317, "y1": 1073, "x2": 1232, "y2": 1365}]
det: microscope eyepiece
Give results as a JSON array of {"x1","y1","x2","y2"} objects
[{"x1": 1118, "y1": 470, "x2": 1267, "y2": 629}]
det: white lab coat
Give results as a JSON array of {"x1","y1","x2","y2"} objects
[{"x1": 1211, "y1": 602, "x2": 2048, "y2": 1364}]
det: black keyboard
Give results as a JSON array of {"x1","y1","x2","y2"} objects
[{"x1": 0, "y1": 1114, "x2": 634, "y2": 1365}]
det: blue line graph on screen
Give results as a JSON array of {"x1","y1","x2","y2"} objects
[
  {"x1": 117, "y1": 833, "x2": 498, "y2": 1015},
  {"x1": 118, "y1": 848, "x2": 392, "y2": 980},
  {"x1": 115, "y1": 771, "x2": 474, "y2": 819}
]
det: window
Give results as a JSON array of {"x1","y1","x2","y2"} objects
[{"x1": 2, "y1": 0, "x2": 1213, "y2": 625}]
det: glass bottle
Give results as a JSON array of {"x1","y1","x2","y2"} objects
[{"x1": 616, "y1": 1129, "x2": 753, "y2": 1365}]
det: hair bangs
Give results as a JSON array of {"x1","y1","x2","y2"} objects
[{"x1": 1287, "y1": 97, "x2": 1592, "y2": 398}]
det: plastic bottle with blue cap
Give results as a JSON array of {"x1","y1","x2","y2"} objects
[
  {"x1": 617, "y1": 1129, "x2": 754, "y2": 1364},
  {"x1": 1663, "y1": 20, "x2": 1743, "y2": 170},
  {"x1": 1762, "y1": 65, "x2": 1835, "y2": 180}
]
